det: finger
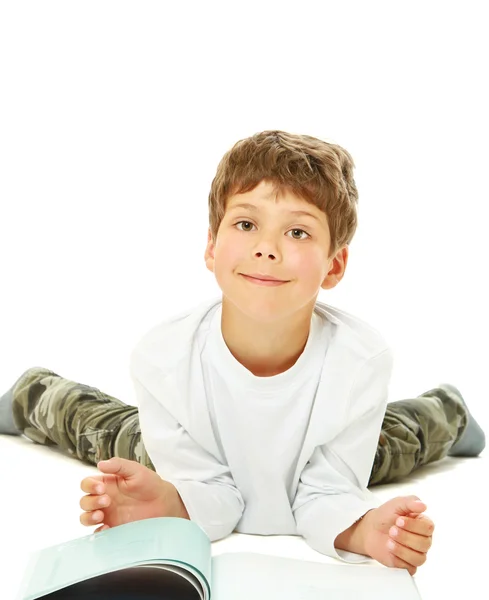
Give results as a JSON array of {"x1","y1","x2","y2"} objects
[
  {"x1": 387, "y1": 538, "x2": 427, "y2": 568},
  {"x1": 389, "y1": 525, "x2": 432, "y2": 553},
  {"x1": 79, "y1": 494, "x2": 111, "y2": 512},
  {"x1": 79, "y1": 510, "x2": 105, "y2": 527},
  {"x1": 80, "y1": 477, "x2": 105, "y2": 495},
  {"x1": 400, "y1": 495, "x2": 427, "y2": 515},
  {"x1": 395, "y1": 514, "x2": 435, "y2": 536},
  {"x1": 94, "y1": 524, "x2": 110, "y2": 533},
  {"x1": 97, "y1": 458, "x2": 139, "y2": 479},
  {"x1": 389, "y1": 553, "x2": 418, "y2": 576}
]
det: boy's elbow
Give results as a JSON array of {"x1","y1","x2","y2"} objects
[{"x1": 203, "y1": 521, "x2": 238, "y2": 542}]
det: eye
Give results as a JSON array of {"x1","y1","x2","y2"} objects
[
  {"x1": 235, "y1": 221, "x2": 310, "y2": 240},
  {"x1": 235, "y1": 221, "x2": 256, "y2": 232},
  {"x1": 287, "y1": 229, "x2": 309, "y2": 240}
]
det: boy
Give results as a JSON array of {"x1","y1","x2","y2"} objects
[{"x1": 0, "y1": 130, "x2": 485, "y2": 577}]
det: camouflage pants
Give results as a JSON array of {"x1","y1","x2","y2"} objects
[{"x1": 8, "y1": 367, "x2": 468, "y2": 486}]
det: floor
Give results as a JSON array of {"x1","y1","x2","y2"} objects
[{"x1": 1, "y1": 433, "x2": 485, "y2": 600}]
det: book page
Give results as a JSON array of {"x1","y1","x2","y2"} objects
[{"x1": 211, "y1": 553, "x2": 421, "y2": 600}]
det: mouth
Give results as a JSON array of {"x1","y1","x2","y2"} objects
[{"x1": 239, "y1": 273, "x2": 289, "y2": 286}]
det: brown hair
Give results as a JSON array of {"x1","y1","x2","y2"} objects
[{"x1": 208, "y1": 130, "x2": 359, "y2": 259}]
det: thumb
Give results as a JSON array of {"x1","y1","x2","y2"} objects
[
  {"x1": 397, "y1": 495, "x2": 427, "y2": 516},
  {"x1": 97, "y1": 457, "x2": 139, "y2": 479}
]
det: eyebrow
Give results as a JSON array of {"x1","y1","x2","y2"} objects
[{"x1": 227, "y1": 202, "x2": 321, "y2": 222}]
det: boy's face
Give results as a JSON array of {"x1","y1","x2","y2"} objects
[{"x1": 204, "y1": 180, "x2": 348, "y2": 321}]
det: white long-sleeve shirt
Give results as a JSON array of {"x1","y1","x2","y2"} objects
[{"x1": 130, "y1": 296, "x2": 394, "y2": 563}]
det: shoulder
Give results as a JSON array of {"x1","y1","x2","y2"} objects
[
  {"x1": 130, "y1": 296, "x2": 221, "y2": 381},
  {"x1": 314, "y1": 299, "x2": 391, "y2": 360},
  {"x1": 315, "y1": 300, "x2": 394, "y2": 420}
]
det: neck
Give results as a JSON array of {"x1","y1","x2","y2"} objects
[{"x1": 220, "y1": 296, "x2": 315, "y2": 377}]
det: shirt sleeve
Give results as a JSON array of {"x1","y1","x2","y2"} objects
[
  {"x1": 292, "y1": 349, "x2": 394, "y2": 563},
  {"x1": 132, "y1": 376, "x2": 245, "y2": 542}
]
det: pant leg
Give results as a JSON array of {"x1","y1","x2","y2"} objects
[
  {"x1": 11, "y1": 367, "x2": 155, "y2": 470},
  {"x1": 368, "y1": 385, "x2": 468, "y2": 486}
]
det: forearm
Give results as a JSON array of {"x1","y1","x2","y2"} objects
[{"x1": 132, "y1": 378, "x2": 243, "y2": 540}]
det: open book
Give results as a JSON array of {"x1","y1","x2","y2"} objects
[{"x1": 18, "y1": 517, "x2": 422, "y2": 600}]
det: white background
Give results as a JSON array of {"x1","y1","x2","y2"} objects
[{"x1": 0, "y1": 1, "x2": 487, "y2": 597}]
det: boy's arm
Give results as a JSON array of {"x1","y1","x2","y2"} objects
[
  {"x1": 132, "y1": 377, "x2": 245, "y2": 542},
  {"x1": 292, "y1": 349, "x2": 394, "y2": 563}
]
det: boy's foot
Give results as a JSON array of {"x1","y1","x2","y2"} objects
[
  {"x1": 440, "y1": 383, "x2": 486, "y2": 457},
  {"x1": 0, "y1": 381, "x2": 21, "y2": 435}
]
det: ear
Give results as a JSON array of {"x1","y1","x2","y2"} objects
[
  {"x1": 321, "y1": 246, "x2": 349, "y2": 290},
  {"x1": 204, "y1": 228, "x2": 216, "y2": 273}
]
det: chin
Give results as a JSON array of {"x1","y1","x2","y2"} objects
[{"x1": 222, "y1": 291, "x2": 298, "y2": 323}]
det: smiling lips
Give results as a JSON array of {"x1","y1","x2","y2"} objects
[{"x1": 240, "y1": 273, "x2": 289, "y2": 286}]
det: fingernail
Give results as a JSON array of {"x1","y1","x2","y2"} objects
[
  {"x1": 396, "y1": 518, "x2": 405, "y2": 527},
  {"x1": 99, "y1": 497, "x2": 107, "y2": 506},
  {"x1": 95, "y1": 485, "x2": 103, "y2": 494},
  {"x1": 387, "y1": 540, "x2": 396, "y2": 550},
  {"x1": 390, "y1": 526, "x2": 398, "y2": 537}
]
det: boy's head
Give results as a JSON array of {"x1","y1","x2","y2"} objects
[{"x1": 204, "y1": 130, "x2": 359, "y2": 320}]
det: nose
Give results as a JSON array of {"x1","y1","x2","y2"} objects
[
  {"x1": 252, "y1": 234, "x2": 281, "y2": 260},
  {"x1": 255, "y1": 250, "x2": 276, "y2": 260}
]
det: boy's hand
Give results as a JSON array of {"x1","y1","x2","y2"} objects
[
  {"x1": 362, "y1": 495, "x2": 434, "y2": 575},
  {"x1": 79, "y1": 457, "x2": 189, "y2": 532}
]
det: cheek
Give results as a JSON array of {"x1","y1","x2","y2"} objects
[
  {"x1": 213, "y1": 237, "x2": 242, "y2": 277},
  {"x1": 288, "y1": 249, "x2": 324, "y2": 279},
  {"x1": 216, "y1": 237, "x2": 239, "y2": 260}
]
